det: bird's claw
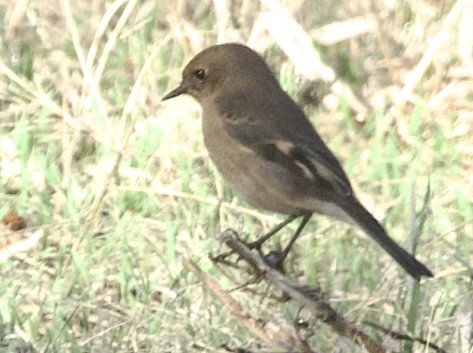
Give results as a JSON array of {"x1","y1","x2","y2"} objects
[{"x1": 211, "y1": 228, "x2": 286, "y2": 273}]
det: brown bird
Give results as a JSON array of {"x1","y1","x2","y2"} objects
[{"x1": 162, "y1": 43, "x2": 433, "y2": 279}]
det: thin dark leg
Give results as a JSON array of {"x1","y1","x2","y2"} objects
[
  {"x1": 248, "y1": 214, "x2": 298, "y2": 250},
  {"x1": 211, "y1": 214, "x2": 307, "y2": 269},
  {"x1": 262, "y1": 213, "x2": 312, "y2": 272},
  {"x1": 280, "y1": 213, "x2": 312, "y2": 261}
]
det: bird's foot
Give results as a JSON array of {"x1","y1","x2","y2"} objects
[
  {"x1": 210, "y1": 228, "x2": 249, "y2": 267},
  {"x1": 210, "y1": 228, "x2": 287, "y2": 273},
  {"x1": 260, "y1": 249, "x2": 286, "y2": 273}
]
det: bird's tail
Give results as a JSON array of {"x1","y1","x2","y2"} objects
[{"x1": 343, "y1": 201, "x2": 433, "y2": 280}]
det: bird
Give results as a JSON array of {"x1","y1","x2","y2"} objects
[{"x1": 162, "y1": 43, "x2": 433, "y2": 280}]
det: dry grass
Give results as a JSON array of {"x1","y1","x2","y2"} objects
[{"x1": 0, "y1": 0, "x2": 472, "y2": 352}]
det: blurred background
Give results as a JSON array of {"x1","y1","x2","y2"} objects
[{"x1": 0, "y1": 0, "x2": 472, "y2": 352}]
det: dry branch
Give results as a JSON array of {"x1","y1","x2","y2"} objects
[{"x1": 182, "y1": 257, "x2": 294, "y2": 352}]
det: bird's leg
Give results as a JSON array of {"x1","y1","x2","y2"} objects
[
  {"x1": 280, "y1": 213, "x2": 312, "y2": 260},
  {"x1": 211, "y1": 215, "x2": 298, "y2": 264},
  {"x1": 263, "y1": 214, "x2": 312, "y2": 271},
  {"x1": 212, "y1": 214, "x2": 311, "y2": 272},
  {"x1": 247, "y1": 214, "x2": 299, "y2": 250}
]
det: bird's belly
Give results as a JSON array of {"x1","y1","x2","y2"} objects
[{"x1": 204, "y1": 132, "x2": 309, "y2": 215}]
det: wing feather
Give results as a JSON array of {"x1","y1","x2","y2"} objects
[{"x1": 214, "y1": 90, "x2": 354, "y2": 197}]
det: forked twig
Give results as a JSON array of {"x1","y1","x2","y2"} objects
[
  {"x1": 182, "y1": 258, "x2": 292, "y2": 352},
  {"x1": 218, "y1": 230, "x2": 387, "y2": 353}
]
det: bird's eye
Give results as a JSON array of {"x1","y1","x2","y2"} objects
[{"x1": 193, "y1": 69, "x2": 205, "y2": 81}]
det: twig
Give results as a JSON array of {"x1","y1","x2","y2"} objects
[
  {"x1": 218, "y1": 230, "x2": 387, "y2": 353},
  {"x1": 182, "y1": 258, "x2": 291, "y2": 352},
  {"x1": 363, "y1": 321, "x2": 447, "y2": 353}
]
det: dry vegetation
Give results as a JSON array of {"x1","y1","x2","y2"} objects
[{"x1": 0, "y1": 0, "x2": 472, "y2": 352}]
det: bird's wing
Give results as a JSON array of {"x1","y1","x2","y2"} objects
[{"x1": 214, "y1": 91, "x2": 354, "y2": 197}]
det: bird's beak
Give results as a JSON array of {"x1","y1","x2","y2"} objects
[{"x1": 162, "y1": 84, "x2": 187, "y2": 101}]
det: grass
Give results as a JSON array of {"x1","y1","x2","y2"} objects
[{"x1": 0, "y1": 0, "x2": 472, "y2": 352}]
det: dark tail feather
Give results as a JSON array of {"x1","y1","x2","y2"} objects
[{"x1": 343, "y1": 201, "x2": 433, "y2": 280}]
